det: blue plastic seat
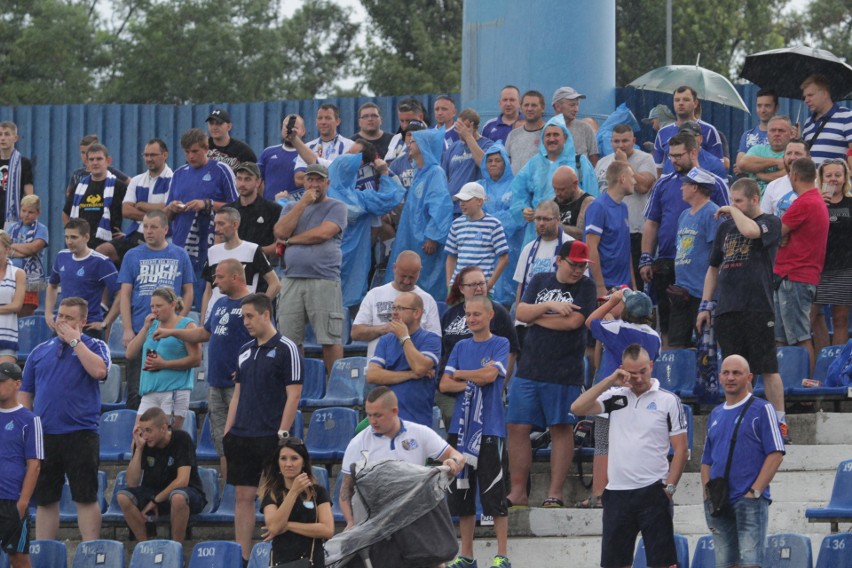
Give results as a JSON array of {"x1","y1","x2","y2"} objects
[
  {"x1": 102, "y1": 471, "x2": 128, "y2": 523},
  {"x1": 0, "y1": 550, "x2": 7, "y2": 568},
  {"x1": 305, "y1": 407, "x2": 358, "y2": 462},
  {"x1": 130, "y1": 539, "x2": 184, "y2": 568},
  {"x1": 100, "y1": 365, "x2": 126, "y2": 412},
  {"x1": 195, "y1": 467, "x2": 220, "y2": 516},
  {"x1": 654, "y1": 349, "x2": 697, "y2": 396},
  {"x1": 633, "y1": 534, "x2": 689, "y2": 568},
  {"x1": 196, "y1": 414, "x2": 219, "y2": 461},
  {"x1": 60, "y1": 471, "x2": 108, "y2": 522},
  {"x1": 181, "y1": 410, "x2": 198, "y2": 446},
  {"x1": 787, "y1": 343, "x2": 850, "y2": 398},
  {"x1": 764, "y1": 533, "x2": 813, "y2": 568},
  {"x1": 29, "y1": 540, "x2": 67, "y2": 568},
  {"x1": 247, "y1": 542, "x2": 271, "y2": 568},
  {"x1": 299, "y1": 358, "x2": 327, "y2": 407},
  {"x1": 806, "y1": 459, "x2": 852, "y2": 529},
  {"x1": 302, "y1": 324, "x2": 323, "y2": 356},
  {"x1": 17, "y1": 316, "x2": 52, "y2": 360},
  {"x1": 71, "y1": 540, "x2": 126, "y2": 568},
  {"x1": 312, "y1": 465, "x2": 330, "y2": 491},
  {"x1": 188, "y1": 541, "x2": 243, "y2": 567},
  {"x1": 99, "y1": 409, "x2": 137, "y2": 461},
  {"x1": 196, "y1": 483, "x2": 235, "y2": 523},
  {"x1": 813, "y1": 345, "x2": 843, "y2": 383},
  {"x1": 108, "y1": 317, "x2": 127, "y2": 360},
  {"x1": 816, "y1": 533, "x2": 852, "y2": 568},
  {"x1": 188, "y1": 368, "x2": 209, "y2": 412},
  {"x1": 302, "y1": 357, "x2": 368, "y2": 407},
  {"x1": 691, "y1": 534, "x2": 716, "y2": 568}
]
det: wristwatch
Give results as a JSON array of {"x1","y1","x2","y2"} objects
[
  {"x1": 399, "y1": 335, "x2": 411, "y2": 346},
  {"x1": 69, "y1": 339, "x2": 80, "y2": 348},
  {"x1": 747, "y1": 487, "x2": 760, "y2": 498},
  {"x1": 278, "y1": 430, "x2": 289, "y2": 440},
  {"x1": 664, "y1": 483, "x2": 677, "y2": 496}
]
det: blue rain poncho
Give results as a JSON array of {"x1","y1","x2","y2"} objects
[
  {"x1": 596, "y1": 102, "x2": 642, "y2": 157},
  {"x1": 386, "y1": 128, "x2": 453, "y2": 300},
  {"x1": 478, "y1": 142, "x2": 522, "y2": 306},
  {"x1": 509, "y1": 115, "x2": 599, "y2": 247},
  {"x1": 328, "y1": 154, "x2": 405, "y2": 308}
]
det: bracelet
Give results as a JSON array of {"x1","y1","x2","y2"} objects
[
  {"x1": 638, "y1": 252, "x2": 654, "y2": 269},
  {"x1": 698, "y1": 300, "x2": 717, "y2": 313},
  {"x1": 399, "y1": 335, "x2": 411, "y2": 346}
]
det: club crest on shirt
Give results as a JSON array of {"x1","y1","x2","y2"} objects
[
  {"x1": 646, "y1": 402, "x2": 657, "y2": 410},
  {"x1": 535, "y1": 288, "x2": 574, "y2": 304},
  {"x1": 4, "y1": 421, "x2": 14, "y2": 431},
  {"x1": 480, "y1": 356, "x2": 492, "y2": 366},
  {"x1": 401, "y1": 438, "x2": 418, "y2": 451}
]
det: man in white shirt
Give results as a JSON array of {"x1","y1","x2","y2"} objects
[{"x1": 760, "y1": 139, "x2": 809, "y2": 217}]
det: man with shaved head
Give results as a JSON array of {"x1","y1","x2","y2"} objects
[
  {"x1": 701, "y1": 355, "x2": 785, "y2": 568},
  {"x1": 552, "y1": 166, "x2": 593, "y2": 241}
]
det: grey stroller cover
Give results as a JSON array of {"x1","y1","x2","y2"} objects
[{"x1": 324, "y1": 458, "x2": 458, "y2": 567}]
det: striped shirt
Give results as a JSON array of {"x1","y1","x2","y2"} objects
[
  {"x1": 294, "y1": 134, "x2": 354, "y2": 170},
  {"x1": 445, "y1": 213, "x2": 509, "y2": 282},
  {"x1": 802, "y1": 104, "x2": 852, "y2": 165}
]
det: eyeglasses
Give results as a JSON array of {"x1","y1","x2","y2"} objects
[
  {"x1": 391, "y1": 305, "x2": 417, "y2": 312},
  {"x1": 278, "y1": 437, "x2": 305, "y2": 448},
  {"x1": 668, "y1": 151, "x2": 687, "y2": 160},
  {"x1": 460, "y1": 281, "x2": 487, "y2": 288},
  {"x1": 534, "y1": 216, "x2": 556, "y2": 222},
  {"x1": 563, "y1": 259, "x2": 588, "y2": 269}
]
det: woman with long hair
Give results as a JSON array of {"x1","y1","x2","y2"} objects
[
  {"x1": 126, "y1": 287, "x2": 201, "y2": 430},
  {"x1": 259, "y1": 437, "x2": 334, "y2": 567},
  {"x1": 0, "y1": 230, "x2": 25, "y2": 363}
]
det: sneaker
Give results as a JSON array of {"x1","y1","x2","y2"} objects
[
  {"x1": 447, "y1": 557, "x2": 478, "y2": 568},
  {"x1": 491, "y1": 556, "x2": 512, "y2": 568},
  {"x1": 779, "y1": 421, "x2": 791, "y2": 444}
]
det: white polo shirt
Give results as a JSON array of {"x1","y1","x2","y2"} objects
[
  {"x1": 341, "y1": 420, "x2": 449, "y2": 475},
  {"x1": 597, "y1": 379, "x2": 687, "y2": 490}
]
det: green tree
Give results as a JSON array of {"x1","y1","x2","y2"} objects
[
  {"x1": 0, "y1": 0, "x2": 111, "y2": 104},
  {"x1": 356, "y1": 0, "x2": 462, "y2": 96},
  {"x1": 785, "y1": 0, "x2": 852, "y2": 65}
]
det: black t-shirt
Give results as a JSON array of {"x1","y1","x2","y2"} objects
[
  {"x1": 208, "y1": 137, "x2": 258, "y2": 170},
  {"x1": 439, "y1": 301, "x2": 520, "y2": 373},
  {"x1": 63, "y1": 177, "x2": 128, "y2": 248},
  {"x1": 261, "y1": 484, "x2": 329, "y2": 566},
  {"x1": 227, "y1": 197, "x2": 282, "y2": 248},
  {"x1": 516, "y1": 272, "x2": 597, "y2": 385},
  {"x1": 201, "y1": 242, "x2": 273, "y2": 294},
  {"x1": 555, "y1": 192, "x2": 592, "y2": 227},
  {"x1": 359, "y1": 131, "x2": 395, "y2": 159},
  {"x1": 709, "y1": 213, "x2": 780, "y2": 316},
  {"x1": 0, "y1": 156, "x2": 34, "y2": 222},
  {"x1": 139, "y1": 429, "x2": 204, "y2": 495},
  {"x1": 65, "y1": 166, "x2": 130, "y2": 198},
  {"x1": 824, "y1": 196, "x2": 852, "y2": 271}
]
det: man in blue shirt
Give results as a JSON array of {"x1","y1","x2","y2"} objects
[
  {"x1": 223, "y1": 293, "x2": 303, "y2": 565},
  {"x1": 45, "y1": 218, "x2": 120, "y2": 340},
  {"x1": 702, "y1": 355, "x2": 785, "y2": 568},
  {"x1": 258, "y1": 114, "x2": 307, "y2": 201},
  {"x1": 734, "y1": 88, "x2": 778, "y2": 176},
  {"x1": 367, "y1": 291, "x2": 441, "y2": 427},
  {"x1": 442, "y1": 109, "x2": 494, "y2": 215},
  {"x1": 653, "y1": 86, "x2": 724, "y2": 176},
  {"x1": 482, "y1": 85, "x2": 523, "y2": 144},
  {"x1": 19, "y1": 297, "x2": 110, "y2": 543}
]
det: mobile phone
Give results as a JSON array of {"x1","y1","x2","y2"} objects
[{"x1": 286, "y1": 115, "x2": 297, "y2": 136}]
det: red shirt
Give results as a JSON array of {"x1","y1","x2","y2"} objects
[{"x1": 774, "y1": 188, "x2": 829, "y2": 285}]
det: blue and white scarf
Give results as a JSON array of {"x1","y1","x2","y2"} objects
[
  {"x1": 520, "y1": 226, "x2": 565, "y2": 297},
  {"x1": 4, "y1": 149, "x2": 22, "y2": 229},
  {"x1": 456, "y1": 381, "x2": 485, "y2": 475},
  {"x1": 71, "y1": 171, "x2": 116, "y2": 242}
]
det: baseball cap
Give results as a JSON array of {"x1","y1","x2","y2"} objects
[
  {"x1": 304, "y1": 164, "x2": 329, "y2": 179},
  {"x1": 623, "y1": 290, "x2": 653, "y2": 319},
  {"x1": 642, "y1": 104, "x2": 675, "y2": 124},
  {"x1": 454, "y1": 182, "x2": 486, "y2": 201},
  {"x1": 404, "y1": 120, "x2": 427, "y2": 134},
  {"x1": 206, "y1": 109, "x2": 232, "y2": 123},
  {"x1": 681, "y1": 167, "x2": 717, "y2": 190},
  {"x1": 679, "y1": 120, "x2": 702, "y2": 137},
  {"x1": 551, "y1": 87, "x2": 586, "y2": 106},
  {"x1": 559, "y1": 241, "x2": 595, "y2": 263},
  {"x1": 0, "y1": 362, "x2": 22, "y2": 381},
  {"x1": 234, "y1": 162, "x2": 260, "y2": 178}
]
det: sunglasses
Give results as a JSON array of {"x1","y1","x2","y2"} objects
[{"x1": 278, "y1": 437, "x2": 305, "y2": 448}]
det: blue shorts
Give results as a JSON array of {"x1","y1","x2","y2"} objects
[
  {"x1": 506, "y1": 377, "x2": 581, "y2": 428},
  {"x1": 774, "y1": 279, "x2": 816, "y2": 344},
  {"x1": 704, "y1": 496, "x2": 769, "y2": 568}
]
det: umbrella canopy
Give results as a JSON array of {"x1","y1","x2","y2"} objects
[
  {"x1": 627, "y1": 65, "x2": 749, "y2": 113},
  {"x1": 741, "y1": 45, "x2": 852, "y2": 100}
]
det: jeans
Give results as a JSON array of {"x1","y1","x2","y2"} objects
[{"x1": 704, "y1": 496, "x2": 769, "y2": 567}]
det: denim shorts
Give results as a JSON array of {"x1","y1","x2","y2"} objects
[
  {"x1": 773, "y1": 279, "x2": 816, "y2": 344},
  {"x1": 704, "y1": 496, "x2": 769, "y2": 568},
  {"x1": 506, "y1": 377, "x2": 581, "y2": 428}
]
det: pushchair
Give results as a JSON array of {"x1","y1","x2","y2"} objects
[{"x1": 324, "y1": 457, "x2": 458, "y2": 567}]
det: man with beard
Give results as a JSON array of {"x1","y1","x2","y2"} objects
[
  {"x1": 355, "y1": 103, "x2": 394, "y2": 158},
  {"x1": 760, "y1": 139, "x2": 810, "y2": 217}
]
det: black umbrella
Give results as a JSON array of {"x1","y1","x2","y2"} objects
[{"x1": 741, "y1": 45, "x2": 852, "y2": 100}]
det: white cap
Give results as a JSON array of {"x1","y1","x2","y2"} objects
[{"x1": 454, "y1": 182, "x2": 486, "y2": 201}]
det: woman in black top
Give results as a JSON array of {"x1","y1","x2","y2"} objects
[{"x1": 259, "y1": 438, "x2": 334, "y2": 566}]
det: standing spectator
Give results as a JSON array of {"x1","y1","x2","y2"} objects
[
  {"x1": 118, "y1": 210, "x2": 195, "y2": 410},
  {"x1": 773, "y1": 158, "x2": 829, "y2": 372},
  {"x1": 585, "y1": 161, "x2": 635, "y2": 297},
  {"x1": 640, "y1": 105, "x2": 675, "y2": 154},
  {"x1": 8, "y1": 194, "x2": 48, "y2": 316},
  {"x1": 19, "y1": 297, "x2": 109, "y2": 542},
  {"x1": 225, "y1": 162, "x2": 282, "y2": 260},
  {"x1": 205, "y1": 108, "x2": 257, "y2": 169},
  {"x1": 46, "y1": 219, "x2": 120, "y2": 340},
  {"x1": 760, "y1": 139, "x2": 809, "y2": 218},
  {"x1": 63, "y1": 134, "x2": 129, "y2": 202},
  {"x1": 653, "y1": 86, "x2": 724, "y2": 176},
  {"x1": 223, "y1": 294, "x2": 302, "y2": 565},
  {"x1": 0, "y1": 231, "x2": 24, "y2": 363},
  {"x1": 737, "y1": 116, "x2": 794, "y2": 194},
  {"x1": 294, "y1": 103, "x2": 354, "y2": 175},
  {"x1": 552, "y1": 166, "x2": 594, "y2": 241},
  {"x1": 433, "y1": 95, "x2": 459, "y2": 148},
  {"x1": 440, "y1": 296, "x2": 512, "y2": 568},
  {"x1": 0, "y1": 362, "x2": 42, "y2": 568},
  {"x1": 701, "y1": 355, "x2": 785, "y2": 568},
  {"x1": 351, "y1": 250, "x2": 442, "y2": 359},
  {"x1": 258, "y1": 114, "x2": 307, "y2": 201},
  {"x1": 482, "y1": 85, "x2": 523, "y2": 144},
  {"x1": 552, "y1": 86, "x2": 599, "y2": 164},
  {"x1": 505, "y1": 90, "x2": 546, "y2": 175},
  {"x1": 388, "y1": 120, "x2": 427, "y2": 190},
  {"x1": 355, "y1": 103, "x2": 395, "y2": 158},
  {"x1": 800, "y1": 74, "x2": 852, "y2": 165},
  {"x1": 734, "y1": 88, "x2": 779, "y2": 175},
  {"x1": 117, "y1": 407, "x2": 206, "y2": 543},
  {"x1": 125, "y1": 288, "x2": 201, "y2": 430},
  {"x1": 259, "y1": 439, "x2": 334, "y2": 567},
  {"x1": 571, "y1": 345, "x2": 688, "y2": 568},
  {"x1": 384, "y1": 128, "x2": 454, "y2": 301},
  {"x1": 505, "y1": 241, "x2": 597, "y2": 508},
  {"x1": 677, "y1": 122, "x2": 728, "y2": 180},
  {"x1": 443, "y1": 109, "x2": 494, "y2": 212},
  {"x1": 445, "y1": 182, "x2": 509, "y2": 290},
  {"x1": 366, "y1": 292, "x2": 441, "y2": 427},
  {"x1": 811, "y1": 159, "x2": 852, "y2": 350},
  {"x1": 0, "y1": 122, "x2": 34, "y2": 228},
  {"x1": 274, "y1": 163, "x2": 347, "y2": 372},
  {"x1": 384, "y1": 98, "x2": 427, "y2": 163}
]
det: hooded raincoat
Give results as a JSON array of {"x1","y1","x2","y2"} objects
[
  {"x1": 328, "y1": 154, "x2": 405, "y2": 308},
  {"x1": 385, "y1": 128, "x2": 453, "y2": 300},
  {"x1": 509, "y1": 115, "x2": 598, "y2": 246}
]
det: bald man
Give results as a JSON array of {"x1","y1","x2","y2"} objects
[{"x1": 552, "y1": 166, "x2": 594, "y2": 240}]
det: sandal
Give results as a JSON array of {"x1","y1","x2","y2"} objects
[
  {"x1": 506, "y1": 498, "x2": 529, "y2": 509},
  {"x1": 574, "y1": 495, "x2": 602, "y2": 508},
  {"x1": 541, "y1": 497, "x2": 564, "y2": 508}
]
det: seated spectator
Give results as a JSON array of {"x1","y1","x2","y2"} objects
[
  {"x1": 8, "y1": 194, "x2": 48, "y2": 317},
  {"x1": 117, "y1": 407, "x2": 206, "y2": 542}
]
